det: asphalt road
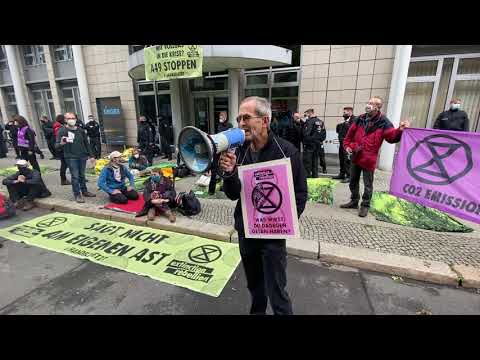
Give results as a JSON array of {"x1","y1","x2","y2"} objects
[{"x1": 0, "y1": 208, "x2": 479, "y2": 315}]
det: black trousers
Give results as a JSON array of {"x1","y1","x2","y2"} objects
[
  {"x1": 338, "y1": 146, "x2": 351, "y2": 178},
  {"x1": 46, "y1": 137, "x2": 57, "y2": 158},
  {"x1": 303, "y1": 149, "x2": 319, "y2": 178},
  {"x1": 109, "y1": 187, "x2": 139, "y2": 204},
  {"x1": 161, "y1": 136, "x2": 172, "y2": 160},
  {"x1": 58, "y1": 153, "x2": 69, "y2": 181},
  {"x1": 89, "y1": 137, "x2": 102, "y2": 159},
  {"x1": 19, "y1": 148, "x2": 40, "y2": 172},
  {"x1": 12, "y1": 140, "x2": 20, "y2": 158},
  {"x1": 6, "y1": 183, "x2": 41, "y2": 202},
  {"x1": 349, "y1": 163, "x2": 375, "y2": 208},
  {"x1": 140, "y1": 144, "x2": 154, "y2": 166},
  {"x1": 319, "y1": 145, "x2": 326, "y2": 172},
  {"x1": 238, "y1": 235, "x2": 293, "y2": 315}
]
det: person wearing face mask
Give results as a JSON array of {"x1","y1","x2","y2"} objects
[
  {"x1": 284, "y1": 112, "x2": 302, "y2": 151},
  {"x1": 128, "y1": 147, "x2": 149, "y2": 172},
  {"x1": 2, "y1": 159, "x2": 51, "y2": 211},
  {"x1": 137, "y1": 116, "x2": 155, "y2": 166},
  {"x1": 98, "y1": 151, "x2": 139, "y2": 204},
  {"x1": 341, "y1": 97, "x2": 410, "y2": 217},
  {"x1": 56, "y1": 112, "x2": 96, "y2": 203},
  {"x1": 53, "y1": 114, "x2": 71, "y2": 186},
  {"x1": 136, "y1": 169, "x2": 176, "y2": 222},
  {"x1": 433, "y1": 98, "x2": 470, "y2": 132},
  {"x1": 5, "y1": 118, "x2": 21, "y2": 159},
  {"x1": 217, "y1": 111, "x2": 232, "y2": 133},
  {"x1": 302, "y1": 108, "x2": 327, "y2": 177},
  {"x1": 332, "y1": 106, "x2": 355, "y2": 183},
  {"x1": 219, "y1": 96, "x2": 308, "y2": 315},
  {"x1": 85, "y1": 114, "x2": 102, "y2": 159}
]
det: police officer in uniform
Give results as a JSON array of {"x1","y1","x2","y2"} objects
[
  {"x1": 302, "y1": 108, "x2": 326, "y2": 178},
  {"x1": 433, "y1": 98, "x2": 470, "y2": 132},
  {"x1": 158, "y1": 115, "x2": 174, "y2": 161},
  {"x1": 85, "y1": 115, "x2": 102, "y2": 159},
  {"x1": 333, "y1": 106, "x2": 354, "y2": 183},
  {"x1": 137, "y1": 116, "x2": 155, "y2": 166}
]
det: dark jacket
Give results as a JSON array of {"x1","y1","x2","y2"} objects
[
  {"x1": 128, "y1": 155, "x2": 149, "y2": 171},
  {"x1": 2, "y1": 168, "x2": 51, "y2": 197},
  {"x1": 85, "y1": 120, "x2": 101, "y2": 138},
  {"x1": 137, "y1": 122, "x2": 155, "y2": 146},
  {"x1": 223, "y1": 131, "x2": 308, "y2": 237},
  {"x1": 158, "y1": 117, "x2": 174, "y2": 143},
  {"x1": 302, "y1": 116, "x2": 326, "y2": 151},
  {"x1": 336, "y1": 116, "x2": 354, "y2": 143},
  {"x1": 5, "y1": 122, "x2": 18, "y2": 140},
  {"x1": 41, "y1": 121, "x2": 55, "y2": 140},
  {"x1": 137, "y1": 176, "x2": 176, "y2": 217},
  {"x1": 433, "y1": 109, "x2": 470, "y2": 132},
  {"x1": 55, "y1": 126, "x2": 93, "y2": 159},
  {"x1": 217, "y1": 121, "x2": 233, "y2": 133},
  {"x1": 343, "y1": 112, "x2": 403, "y2": 171},
  {"x1": 0, "y1": 123, "x2": 7, "y2": 156},
  {"x1": 285, "y1": 121, "x2": 302, "y2": 150}
]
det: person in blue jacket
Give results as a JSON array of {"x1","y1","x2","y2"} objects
[{"x1": 98, "y1": 151, "x2": 139, "y2": 204}]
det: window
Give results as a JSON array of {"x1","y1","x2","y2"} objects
[
  {"x1": 54, "y1": 45, "x2": 73, "y2": 62},
  {"x1": 245, "y1": 88, "x2": 269, "y2": 98},
  {"x1": 138, "y1": 83, "x2": 154, "y2": 92},
  {"x1": 247, "y1": 74, "x2": 268, "y2": 86},
  {"x1": 457, "y1": 58, "x2": 480, "y2": 75},
  {"x1": 272, "y1": 86, "x2": 298, "y2": 98},
  {"x1": 157, "y1": 81, "x2": 170, "y2": 91},
  {"x1": 408, "y1": 61, "x2": 438, "y2": 77},
  {"x1": 21, "y1": 45, "x2": 46, "y2": 66},
  {"x1": 274, "y1": 72, "x2": 297, "y2": 83},
  {"x1": 0, "y1": 46, "x2": 7, "y2": 70},
  {"x1": 191, "y1": 76, "x2": 228, "y2": 91}
]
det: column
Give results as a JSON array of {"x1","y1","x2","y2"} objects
[
  {"x1": 43, "y1": 45, "x2": 63, "y2": 117},
  {"x1": 228, "y1": 69, "x2": 241, "y2": 127},
  {"x1": 170, "y1": 79, "x2": 183, "y2": 146},
  {"x1": 4, "y1": 45, "x2": 29, "y2": 117},
  {"x1": 0, "y1": 89, "x2": 8, "y2": 122},
  {"x1": 72, "y1": 45, "x2": 92, "y2": 120},
  {"x1": 377, "y1": 45, "x2": 412, "y2": 171}
]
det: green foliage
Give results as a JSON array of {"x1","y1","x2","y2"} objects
[
  {"x1": 370, "y1": 192, "x2": 473, "y2": 233},
  {"x1": 0, "y1": 165, "x2": 52, "y2": 177},
  {"x1": 307, "y1": 178, "x2": 339, "y2": 205}
]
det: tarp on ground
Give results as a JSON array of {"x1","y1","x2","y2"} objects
[
  {"x1": 0, "y1": 165, "x2": 53, "y2": 177},
  {"x1": 0, "y1": 212, "x2": 241, "y2": 297},
  {"x1": 307, "y1": 178, "x2": 339, "y2": 205},
  {"x1": 370, "y1": 191, "x2": 473, "y2": 233}
]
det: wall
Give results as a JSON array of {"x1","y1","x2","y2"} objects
[
  {"x1": 83, "y1": 45, "x2": 137, "y2": 145},
  {"x1": 299, "y1": 45, "x2": 396, "y2": 131}
]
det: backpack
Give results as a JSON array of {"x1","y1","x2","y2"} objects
[
  {"x1": 176, "y1": 191, "x2": 201, "y2": 216},
  {"x1": 0, "y1": 193, "x2": 16, "y2": 219},
  {"x1": 174, "y1": 164, "x2": 190, "y2": 178}
]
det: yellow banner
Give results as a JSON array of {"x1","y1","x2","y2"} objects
[{"x1": 144, "y1": 45, "x2": 203, "y2": 81}]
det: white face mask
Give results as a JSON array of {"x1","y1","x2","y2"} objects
[
  {"x1": 451, "y1": 103, "x2": 461, "y2": 110},
  {"x1": 67, "y1": 119, "x2": 76, "y2": 127},
  {"x1": 134, "y1": 154, "x2": 139, "y2": 159}
]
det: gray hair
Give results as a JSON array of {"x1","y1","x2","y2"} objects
[{"x1": 241, "y1": 96, "x2": 272, "y2": 122}]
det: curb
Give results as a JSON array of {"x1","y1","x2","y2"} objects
[{"x1": 34, "y1": 198, "x2": 234, "y2": 242}]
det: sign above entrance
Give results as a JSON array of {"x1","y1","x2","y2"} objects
[{"x1": 144, "y1": 45, "x2": 203, "y2": 81}]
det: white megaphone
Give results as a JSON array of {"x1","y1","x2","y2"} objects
[{"x1": 178, "y1": 126, "x2": 245, "y2": 173}]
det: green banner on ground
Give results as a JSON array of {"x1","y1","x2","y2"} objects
[
  {"x1": 0, "y1": 212, "x2": 241, "y2": 297},
  {"x1": 144, "y1": 45, "x2": 203, "y2": 81}
]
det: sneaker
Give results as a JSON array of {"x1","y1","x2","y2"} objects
[
  {"x1": 61, "y1": 179, "x2": 71, "y2": 186},
  {"x1": 359, "y1": 207, "x2": 369, "y2": 217},
  {"x1": 75, "y1": 195, "x2": 85, "y2": 203},
  {"x1": 340, "y1": 201, "x2": 359, "y2": 209},
  {"x1": 341, "y1": 178, "x2": 350, "y2": 184},
  {"x1": 14, "y1": 197, "x2": 28, "y2": 209},
  {"x1": 147, "y1": 207, "x2": 156, "y2": 221},
  {"x1": 22, "y1": 201, "x2": 35, "y2": 211},
  {"x1": 332, "y1": 175, "x2": 345, "y2": 180},
  {"x1": 82, "y1": 191, "x2": 96, "y2": 197}
]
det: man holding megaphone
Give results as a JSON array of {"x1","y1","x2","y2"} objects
[{"x1": 218, "y1": 96, "x2": 308, "y2": 315}]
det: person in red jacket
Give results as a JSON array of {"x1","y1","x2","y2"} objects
[
  {"x1": 341, "y1": 96, "x2": 410, "y2": 217},
  {"x1": 53, "y1": 114, "x2": 71, "y2": 185}
]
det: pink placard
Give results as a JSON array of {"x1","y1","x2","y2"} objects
[{"x1": 238, "y1": 158, "x2": 300, "y2": 239}]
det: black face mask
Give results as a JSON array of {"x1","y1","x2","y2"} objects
[
  {"x1": 343, "y1": 114, "x2": 350, "y2": 119},
  {"x1": 17, "y1": 167, "x2": 28, "y2": 174}
]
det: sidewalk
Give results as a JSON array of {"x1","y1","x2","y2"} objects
[{"x1": 1, "y1": 151, "x2": 480, "y2": 287}]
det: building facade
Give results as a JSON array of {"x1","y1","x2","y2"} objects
[{"x1": 1, "y1": 45, "x2": 479, "y2": 164}]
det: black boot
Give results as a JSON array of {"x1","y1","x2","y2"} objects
[
  {"x1": 341, "y1": 177, "x2": 350, "y2": 183},
  {"x1": 340, "y1": 200, "x2": 359, "y2": 209},
  {"x1": 332, "y1": 174, "x2": 345, "y2": 180},
  {"x1": 359, "y1": 207, "x2": 369, "y2": 217}
]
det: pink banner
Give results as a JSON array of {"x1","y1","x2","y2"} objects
[
  {"x1": 238, "y1": 158, "x2": 300, "y2": 239},
  {"x1": 390, "y1": 128, "x2": 480, "y2": 225}
]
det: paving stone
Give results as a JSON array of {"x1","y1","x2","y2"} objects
[{"x1": 453, "y1": 265, "x2": 480, "y2": 289}]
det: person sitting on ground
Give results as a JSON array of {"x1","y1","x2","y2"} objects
[
  {"x1": 136, "y1": 169, "x2": 176, "y2": 222},
  {"x1": 2, "y1": 159, "x2": 51, "y2": 211},
  {"x1": 128, "y1": 148, "x2": 149, "y2": 172},
  {"x1": 98, "y1": 151, "x2": 139, "y2": 204}
]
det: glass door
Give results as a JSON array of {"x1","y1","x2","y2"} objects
[
  {"x1": 212, "y1": 96, "x2": 229, "y2": 133},
  {"x1": 193, "y1": 97, "x2": 210, "y2": 133}
]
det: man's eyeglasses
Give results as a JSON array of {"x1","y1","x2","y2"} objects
[{"x1": 236, "y1": 115, "x2": 264, "y2": 123}]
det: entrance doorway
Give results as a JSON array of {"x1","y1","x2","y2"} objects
[{"x1": 192, "y1": 93, "x2": 229, "y2": 134}]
